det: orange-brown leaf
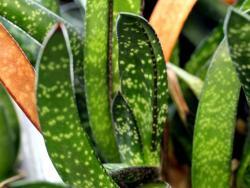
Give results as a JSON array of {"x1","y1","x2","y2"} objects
[
  {"x1": 0, "y1": 24, "x2": 40, "y2": 130},
  {"x1": 150, "y1": 0, "x2": 197, "y2": 61}
]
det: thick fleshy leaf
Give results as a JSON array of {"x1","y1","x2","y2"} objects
[
  {"x1": 112, "y1": 0, "x2": 142, "y2": 93},
  {"x1": 112, "y1": 92, "x2": 143, "y2": 165},
  {"x1": 9, "y1": 181, "x2": 69, "y2": 188},
  {"x1": 84, "y1": 0, "x2": 120, "y2": 162},
  {"x1": 192, "y1": 40, "x2": 240, "y2": 187},
  {"x1": 117, "y1": 13, "x2": 168, "y2": 165},
  {"x1": 34, "y1": 0, "x2": 60, "y2": 13},
  {"x1": 36, "y1": 24, "x2": 116, "y2": 188},
  {"x1": 185, "y1": 27, "x2": 223, "y2": 79},
  {"x1": 0, "y1": 16, "x2": 41, "y2": 65},
  {"x1": 84, "y1": 0, "x2": 141, "y2": 162},
  {"x1": 0, "y1": 23, "x2": 39, "y2": 130},
  {"x1": 225, "y1": 9, "x2": 250, "y2": 105},
  {"x1": 167, "y1": 63, "x2": 203, "y2": 98},
  {"x1": 149, "y1": 0, "x2": 197, "y2": 61},
  {"x1": 0, "y1": 0, "x2": 88, "y2": 128}
]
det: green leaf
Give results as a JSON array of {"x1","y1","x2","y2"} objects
[
  {"x1": 84, "y1": 0, "x2": 120, "y2": 162},
  {"x1": 36, "y1": 24, "x2": 116, "y2": 188},
  {"x1": 112, "y1": 92, "x2": 144, "y2": 165},
  {"x1": 117, "y1": 13, "x2": 168, "y2": 165},
  {"x1": 9, "y1": 181, "x2": 69, "y2": 188},
  {"x1": 167, "y1": 63, "x2": 203, "y2": 98},
  {"x1": 0, "y1": 16, "x2": 41, "y2": 65},
  {"x1": 0, "y1": 85, "x2": 20, "y2": 180},
  {"x1": 34, "y1": 0, "x2": 60, "y2": 14},
  {"x1": 225, "y1": 8, "x2": 250, "y2": 105},
  {"x1": 84, "y1": 0, "x2": 141, "y2": 162},
  {"x1": 112, "y1": 0, "x2": 142, "y2": 93},
  {"x1": 0, "y1": 0, "x2": 88, "y2": 133},
  {"x1": 191, "y1": 40, "x2": 240, "y2": 187},
  {"x1": 185, "y1": 26, "x2": 223, "y2": 79}
]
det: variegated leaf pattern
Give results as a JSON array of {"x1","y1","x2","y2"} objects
[
  {"x1": 36, "y1": 24, "x2": 117, "y2": 188},
  {"x1": 192, "y1": 40, "x2": 240, "y2": 188},
  {"x1": 117, "y1": 13, "x2": 168, "y2": 165},
  {"x1": 34, "y1": 0, "x2": 60, "y2": 13},
  {"x1": 112, "y1": 92, "x2": 143, "y2": 165},
  {"x1": 226, "y1": 8, "x2": 250, "y2": 105}
]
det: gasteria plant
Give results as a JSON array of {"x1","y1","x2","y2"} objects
[{"x1": 1, "y1": 0, "x2": 250, "y2": 188}]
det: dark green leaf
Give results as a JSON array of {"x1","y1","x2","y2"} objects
[
  {"x1": 117, "y1": 13, "x2": 168, "y2": 165},
  {"x1": 192, "y1": 40, "x2": 240, "y2": 187},
  {"x1": 225, "y1": 8, "x2": 250, "y2": 105},
  {"x1": 37, "y1": 24, "x2": 116, "y2": 187},
  {"x1": 112, "y1": 92, "x2": 144, "y2": 165}
]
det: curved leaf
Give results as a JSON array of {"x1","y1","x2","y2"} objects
[
  {"x1": 192, "y1": 40, "x2": 240, "y2": 187},
  {"x1": 84, "y1": 0, "x2": 141, "y2": 162},
  {"x1": 112, "y1": 92, "x2": 144, "y2": 165},
  {"x1": 225, "y1": 8, "x2": 250, "y2": 104},
  {"x1": 0, "y1": 0, "x2": 88, "y2": 128},
  {"x1": 117, "y1": 13, "x2": 168, "y2": 165},
  {"x1": 36, "y1": 24, "x2": 116, "y2": 187}
]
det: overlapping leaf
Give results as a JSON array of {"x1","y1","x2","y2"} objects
[
  {"x1": 225, "y1": 8, "x2": 250, "y2": 188},
  {"x1": 84, "y1": 0, "x2": 141, "y2": 162},
  {"x1": 9, "y1": 181, "x2": 69, "y2": 188},
  {"x1": 0, "y1": 23, "x2": 39, "y2": 129},
  {"x1": 112, "y1": 92, "x2": 143, "y2": 165},
  {"x1": 0, "y1": 16, "x2": 41, "y2": 65},
  {"x1": 117, "y1": 13, "x2": 168, "y2": 165},
  {"x1": 34, "y1": 0, "x2": 60, "y2": 13},
  {"x1": 36, "y1": 24, "x2": 116, "y2": 187},
  {"x1": 0, "y1": 0, "x2": 87, "y2": 127}
]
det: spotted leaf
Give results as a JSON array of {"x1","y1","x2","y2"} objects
[
  {"x1": 84, "y1": 0, "x2": 141, "y2": 162},
  {"x1": 225, "y1": 9, "x2": 250, "y2": 105},
  {"x1": 112, "y1": 92, "x2": 144, "y2": 165},
  {"x1": 192, "y1": 40, "x2": 240, "y2": 188},
  {"x1": 117, "y1": 13, "x2": 168, "y2": 165},
  {"x1": 0, "y1": 0, "x2": 88, "y2": 128},
  {"x1": 36, "y1": 24, "x2": 117, "y2": 188}
]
